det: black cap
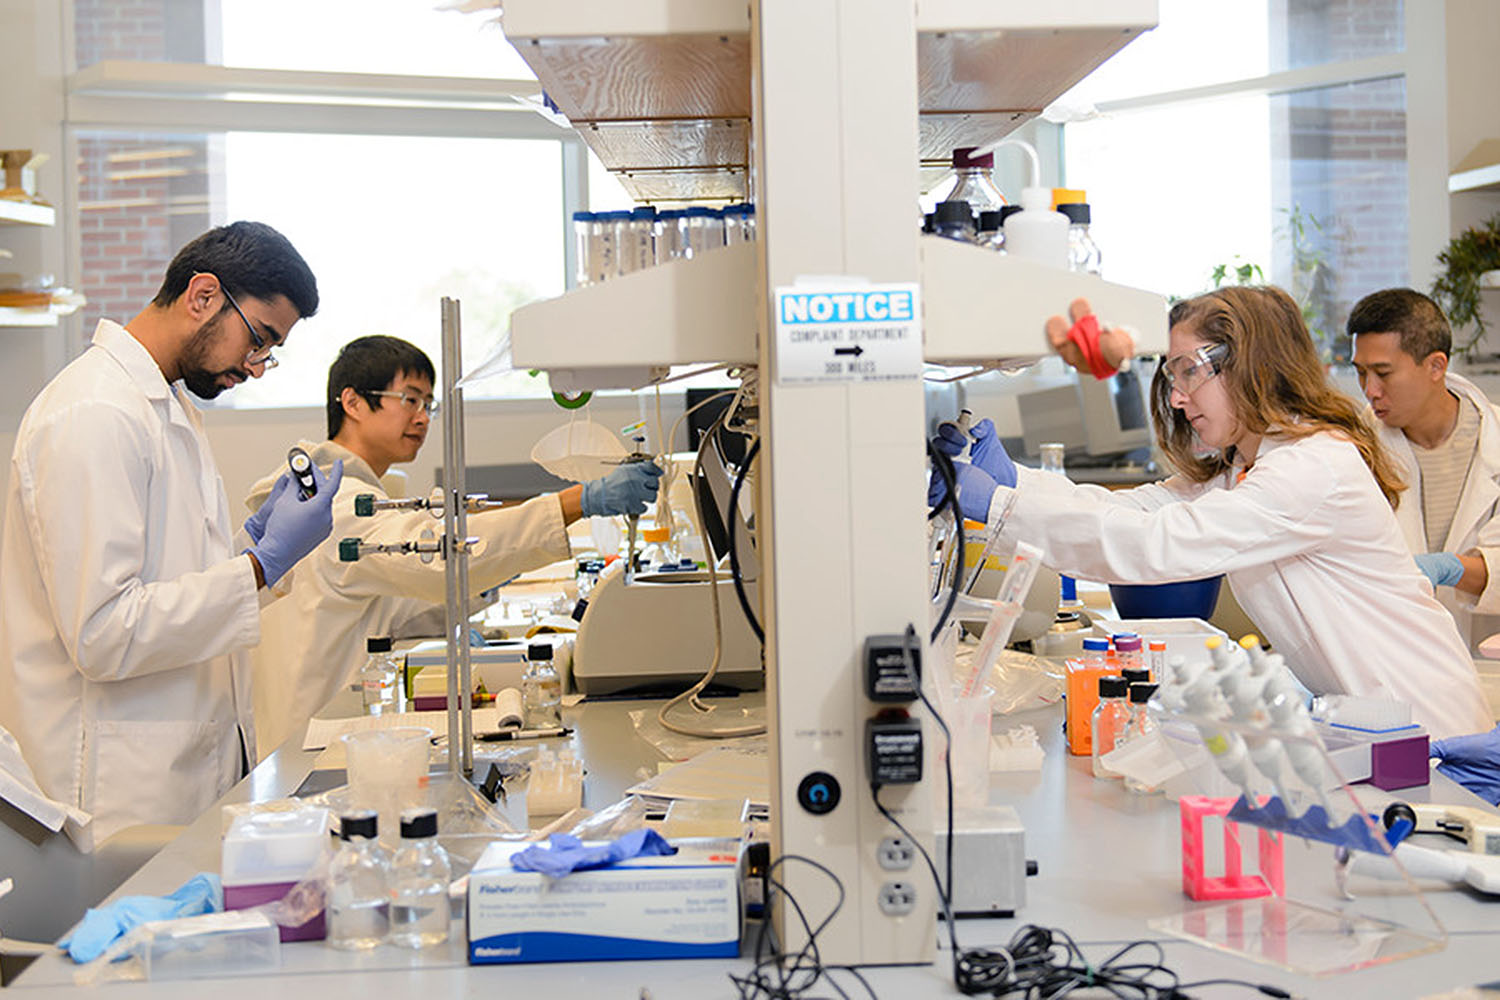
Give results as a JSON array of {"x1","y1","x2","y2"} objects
[
  {"x1": 922, "y1": 212, "x2": 935, "y2": 233},
  {"x1": 528, "y1": 642, "x2": 552, "y2": 661},
  {"x1": 366, "y1": 636, "x2": 393, "y2": 653},
  {"x1": 400, "y1": 808, "x2": 438, "y2": 839},
  {"x1": 340, "y1": 811, "x2": 378, "y2": 840},
  {"x1": 1127, "y1": 682, "x2": 1158, "y2": 704},
  {"x1": 934, "y1": 200, "x2": 973, "y2": 226},
  {"x1": 977, "y1": 209, "x2": 1004, "y2": 233},
  {"x1": 1121, "y1": 668, "x2": 1150, "y2": 685},
  {"x1": 1058, "y1": 202, "x2": 1092, "y2": 225},
  {"x1": 1097, "y1": 675, "x2": 1128, "y2": 698},
  {"x1": 998, "y1": 205, "x2": 1024, "y2": 226}
]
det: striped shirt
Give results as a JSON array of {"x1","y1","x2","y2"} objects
[{"x1": 1412, "y1": 395, "x2": 1481, "y2": 551}]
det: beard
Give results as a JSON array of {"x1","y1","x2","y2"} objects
[{"x1": 178, "y1": 312, "x2": 248, "y2": 400}]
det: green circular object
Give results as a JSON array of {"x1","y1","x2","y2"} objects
[{"x1": 552, "y1": 390, "x2": 592, "y2": 409}]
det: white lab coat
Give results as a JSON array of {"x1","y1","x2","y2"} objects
[
  {"x1": 986, "y1": 430, "x2": 1492, "y2": 738},
  {"x1": 245, "y1": 440, "x2": 572, "y2": 756},
  {"x1": 0, "y1": 320, "x2": 261, "y2": 852},
  {"x1": 1371, "y1": 372, "x2": 1500, "y2": 651}
]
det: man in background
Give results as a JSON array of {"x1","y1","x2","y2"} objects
[{"x1": 1349, "y1": 287, "x2": 1500, "y2": 653}]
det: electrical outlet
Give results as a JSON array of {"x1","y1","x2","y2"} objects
[
  {"x1": 877, "y1": 835, "x2": 915, "y2": 871},
  {"x1": 878, "y1": 881, "x2": 917, "y2": 917}
]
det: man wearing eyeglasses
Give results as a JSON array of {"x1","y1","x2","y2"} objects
[
  {"x1": 0, "y1": 222, "x2": 339, "y2": 852},
  {"x1": 243, "y1": 335, "x2": 662, "y2": 755}
]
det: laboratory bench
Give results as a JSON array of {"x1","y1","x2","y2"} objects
[{"x1": 12, "y1": 694, "x2": 1500, "y2": 998}]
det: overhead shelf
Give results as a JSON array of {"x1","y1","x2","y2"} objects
[
  {"x1": 0, "y1": 200, "x2": 56, "y2": 226},
  {"x1": 508, "y1": 238, "x2": 1167, "y2": 379},
  {"x1": 1450, "y1": 139, "x2": 1500, "y2": 194},
  {"x1": 501, "y1": 0, "x2": 1156, "y2": 202},
  {"x1": 0, "y1": 306, "x2": 61, "y2": 328}
]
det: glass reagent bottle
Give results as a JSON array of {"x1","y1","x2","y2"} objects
[
  {"x1": 389, "y1": 809, "x2": 451, "y2": 949},
  {"x1": 522, "y1": 643, "x2": 562, "y2": 729},
  {"x1": 327, "y1": 811, "x2": 390, "y2": 950}
]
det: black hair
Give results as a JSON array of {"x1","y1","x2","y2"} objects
[
  {"x1": 152, "y1": 221, "x2": 319, "y2": 319},
  {"x1": 326, "y1": 335, "x2": 437, "y2": 438},
  {"x1": 1346, "y1": 287, "x2": 1451, "y2": 361}
]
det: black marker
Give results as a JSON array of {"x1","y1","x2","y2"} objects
[{"x1": 287, "y1": 446, "x2": 317, "y2": 500}]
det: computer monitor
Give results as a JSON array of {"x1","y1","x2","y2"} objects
[{"x1": 1016, "y1": 367, "x2": 1152, "y2": 463}]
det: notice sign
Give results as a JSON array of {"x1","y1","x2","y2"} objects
[{"x1": 774, "y1": 283, "x2": 922, "y2": 384}]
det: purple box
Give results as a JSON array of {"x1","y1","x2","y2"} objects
[
  {"x1": 1368, "y1": 733, "x2": 1430, "y2": 791},
  {"x1": 224, "y1": 881, "x2": 325, "y2": 942}
]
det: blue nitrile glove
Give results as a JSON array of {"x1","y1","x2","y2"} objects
[
  {"x1": 967, "y1": 418, "x2": 1017, "y2": 488},
  {"x1": 1431, "y1": 725, "x2": 1500, "y2": 805},
  {"x1": 1415, "y1": 552, "x2": 1465, "y2": 588},
  {"x1": 931, "y1": 420, "x2": 972, "y2": 459},
  {"x1": 510, "y1": 829, "x2": 677, "y2": 878},
  {"x1": 580, "y1": 460, "x2": 663, "y2": 518},
  {"x1": 927, "y1": 461, "x2": 999, "y2": 524},
  {"x1": 59, "y1": 873, "x2": 221, "y2": 964},
  {"x1": 242, "y1": 474, "x2": 290, "y2": 545},
  {"x1": 245, "y1": 459, "x2": 343, "y2": 587}
]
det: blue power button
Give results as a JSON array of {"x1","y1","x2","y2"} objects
[{"x1": 796, "y1": 772, "x2": 841, "y2": 815}]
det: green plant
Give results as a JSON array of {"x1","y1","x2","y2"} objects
[{"x1": 1432, "y1": 212, "x2": 1500, "y2": 357}]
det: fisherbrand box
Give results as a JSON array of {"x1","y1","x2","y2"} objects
[{"x1": 467, "y1": 838, "x2": 740, "y2": 964}]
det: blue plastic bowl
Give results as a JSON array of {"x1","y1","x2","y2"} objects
[{"x1": 1108, "y1": 576, "x2": 1223, "y2": 620}]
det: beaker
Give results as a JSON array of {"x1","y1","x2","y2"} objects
[{"x1": 342, "y1": 727, "x2": 432, "y2": 847}]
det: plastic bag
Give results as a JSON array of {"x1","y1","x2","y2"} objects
[
  {"x1": 530, "y1": 413, "x2": 627, "y2": 483},
  {"x1": 981, "y1": 648, "x2": 1065, "y2": 715}
]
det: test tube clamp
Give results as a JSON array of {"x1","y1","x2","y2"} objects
[{"x1": 352, "y1": 493, "x2": 505, "y2": 517}]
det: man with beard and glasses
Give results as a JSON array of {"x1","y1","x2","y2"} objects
[{"x1": 0, "y1": 222, "x2": 340, "y2": 852}]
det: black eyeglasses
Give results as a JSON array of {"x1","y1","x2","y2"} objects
[{"x1": 218, "y1": 281, "x2": 279, "y2": 370}]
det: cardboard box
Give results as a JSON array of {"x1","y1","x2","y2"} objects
[{"x1": 467, "y1": 838, "x2": 740, "y2": 964}]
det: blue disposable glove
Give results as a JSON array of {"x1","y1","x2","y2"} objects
[
  {"x1": 510, "y1": 829, "x2": 677, "y2": 878},
  {"x1": 1430, "y1": 724, "x2": 1500, "y2": 805},
  {"x1": 59, "y1": 873, "x2": 221, "y2": 964},
  {"x1": 967, "y1": 418, "x2": 1017, "y2": 488},
  {"x1": 242, "y1": 474, "x2": 290, "y2": 545},
  {"x1": 245, "y1": 459, "x2": 343, "y2": 587},
  {"x1": 931, "y1": 420, "x2": 971, "y2": 459},
  {"x1": 927, "y1": 460, "x2": 1000, "y2": 524},
  {"x1": 1415, "y1": 552, "x2": 1465, "y2": 588},
  {"x1": 580, "y1": 460, "x2": 663, "y2": 517}
]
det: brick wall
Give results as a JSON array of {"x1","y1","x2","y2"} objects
[
  {"x1": 74, "y1": 0, "x2": 211, "y2": 337},
  {"x1": 1269, "y1": 0, "x2": 1407, "y2": 362}
]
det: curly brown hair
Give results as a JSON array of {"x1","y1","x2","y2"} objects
[{"x1": 1149, "y1": 285, "x2": 1406, "y2": 508}]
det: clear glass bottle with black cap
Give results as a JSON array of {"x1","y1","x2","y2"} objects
[
  {"x1": 1060, "y1": 202, "x2": 1102, "y2": 275},
  {"x1": 932, "y1": 200, "x2": 976, "y2": 243},
  {"x1": 522, "y1": 643, "x2": 562, "y2": 729},
  {"x1": 1120, "y1": 682, "x2": 1161, "y2": 794},
  {"x1": 1090, "y1": 675, "x2": 1130, "y2": 778},
  {"x1": 327, "y1": 811, "x2": 390, "y2": 950},
  {"x1": 388, "y1": 808, "x2": 451, "y2": 948},
  {"x1": 359, "y1": 637, "x2": 398, "y2": 716}
]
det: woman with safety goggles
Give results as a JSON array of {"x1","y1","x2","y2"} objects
[{"x1": 932, "y1": 285, "x2": 1490, "y2": 740}]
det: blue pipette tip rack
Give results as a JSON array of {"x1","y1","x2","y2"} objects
[{"x1": 1225, "y1": 794, "x2": 1412, "y2": 855}]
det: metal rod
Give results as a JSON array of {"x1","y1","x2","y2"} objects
[{"x1": 438, "y1": 296, "x2": 474, "y2": 779}]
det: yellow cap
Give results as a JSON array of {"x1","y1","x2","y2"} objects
[
  {"x1": 642, "y1": 527, "x2": 670, "y2": 543},
  {"x1": 1205, "y1": 635, "x2": 1223, "y2": 650},
  {"x1": 1051, "y1": 187, "x2": 1087, "y2": 208},
  {"x1": 962, "y1": 519, "x2": 986, "y2": 531},
  {"x1": 1238, "y1": 634, "x2": 1261, "y2": 650}
]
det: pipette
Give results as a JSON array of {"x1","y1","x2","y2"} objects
[{"x1": 621, "y1": 434, "x2": 651, "y2": 585}]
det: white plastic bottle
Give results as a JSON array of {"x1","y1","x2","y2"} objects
[
  {"x1": 327, "y1": 811, "x2": 390, "y2": 950},
  {"x1": 359, "y1": 637, "x2": 398, "y2": 716},
  {"x1": 388, "y1": 808, "x2": 451, "y2": 949},
  {"x1": 1001, "y1": 185, "x2": 1070, "y2": 268}
]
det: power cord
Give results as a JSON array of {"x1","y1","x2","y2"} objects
[
  {"x1": 927, "y1": 443, "x2": 963, "y2": 644},
  {"x1": 728, "y1": 433, "x2": 763, "y2": 641},
  {"x1": 729, "y1": 854, "x2": 879, "y2": 1000}
]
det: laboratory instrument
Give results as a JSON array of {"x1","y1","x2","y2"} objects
[
  {"x1": 326, "y1": 812, "x2": 390, "y2": 951},
  {"x1": 287, "y1": 446, "x2": 317, "y2": 500},
  {"x1": 389, "y1": 809, "x2": 451, "y2": 949}
]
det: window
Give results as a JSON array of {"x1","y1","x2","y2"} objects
[
  {"x1": 1061, "y1": 0, "x2": 1410, "y2": 361},
  {"x1": 70, "y1": 0, "x2": 578, "y2": 407}
]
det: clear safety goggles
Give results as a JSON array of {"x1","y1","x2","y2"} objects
[{"x1": 1161, "y1": 343, "x2": 1227, "y2": 395}]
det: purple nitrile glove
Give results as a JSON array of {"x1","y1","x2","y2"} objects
[
  {"x1": 510, "y1": 829, "x2": 677, "y2": 878},
  {"x1": 243, "y1": 474, "x2": 290, "y2": 545},
  {"x1": 246, "y1": 459, "x2": 343, "y2": 586},
  {"x1": 581, "y1": 461, "x2": 663, "y2": 518},
  {"x1": 1431, "y1": 724, "x2": 1500, "y2": 805},
  {"x1": 927, "y1": 460, "x2": 1000, "y2": 523},
  {"x1": 967, "y1": 418, "x2": 1017, "y2": 488}
]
